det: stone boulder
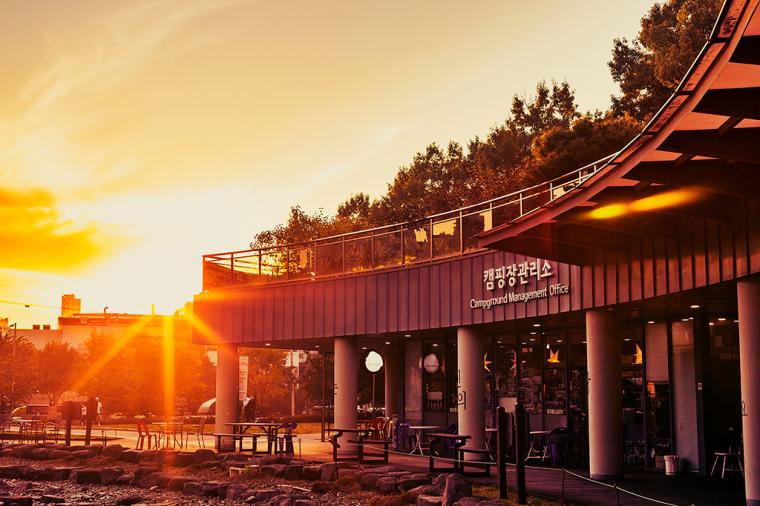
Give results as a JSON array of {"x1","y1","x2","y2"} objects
[
  {"x1": 441, "y1": 474, "x2": 471, "y2": 506},
  {"x1": 417, "y1": 495, "x2": 443, "y2": 506},
  {"x1": 302, "y1": 465, "x2": 322, "y2": 481},
  {"x1": 167, "y1": 476, "x2": 194, "y2": 491},
  {"x1": 399, "y1": 473, "x2": 431, "y2": 491},
  {"x1": 0, "y1": 496, "x2": 33, "y2": 506},
  {"x1": 102, "y1": 444, "x2": 125, "y2": 459},
  {"x1": 284, "y1": 464, "x2": 304, "y2": 480},
  {"x1": 193, "y1": 448, "x2": 217, "y2": 463},
  {"x1": 376, "y1": 476, "x2": 399, "y2": 495},
  {"x1": 226, "y1": 483, "x2": 248, "y2": 500},
  {"x1": 121, "y1": 449, "x2": 143, "y2": 463},
  {"x1": 182, "y1": 481, "x2": 203, "y2": 496},
  {"x1": 408, "y1": 485, "x2": 437, "y2": 498}
]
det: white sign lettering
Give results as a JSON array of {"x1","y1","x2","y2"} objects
[{"x1": 483, "y1": 259, "x2": 553, "y2": 290}]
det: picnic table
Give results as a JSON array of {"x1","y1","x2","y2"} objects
[
  {"x1": 408, "y1": 425, "x2": 440, "y2": 455},
  {"x1": 226, "y1": 422, "x2": 281, "y2": 454},
  {"x1": 427, "y1": 432, "x2": 471, "y2": 473},
  {"x1": 327, "y1": 427, "x2": 370, "y2": 462}
]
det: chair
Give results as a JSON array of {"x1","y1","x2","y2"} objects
[
  {"x1": 184, "y1": 417, "x2": 208, "y2": 448},
  {"x1": 276, "y1": 422, "x2": 298, "y2": 455},
  {"x1": 367, "y1": 417, "x2": 385, "y2": 439},
  {"x1": 394, "y1": 422, "x2": 412, "y2": 452},
  {"x1": 711, "y1": 445, "x2": 744, "y2": 478},
  {"x1": 136, "y1": 421, "x2": 158, "y2": 450}
]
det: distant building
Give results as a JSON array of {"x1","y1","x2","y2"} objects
[{"x1": 2, "y1": 294, "x2": 191, "y2": 350}]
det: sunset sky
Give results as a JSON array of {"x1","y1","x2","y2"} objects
[{"x1": 1, "y1": 0, "x2": 652, "y2": 327}]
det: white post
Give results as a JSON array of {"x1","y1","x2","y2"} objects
[
  {"x1": 586, "y1": 309, "x2": 623, "y2": 480},
  {"x1": 458, "y1": 327, "x2": 486, "y2": 458},
  {"x1": 214, "y1": 343, "x2": 239, "y2": 451},
  {"x1": 334, "y1": 336, "x2": 358, "y2": 456},
  {"x1": 738, "y1": 276, "x2": 760, "y2": 506}
]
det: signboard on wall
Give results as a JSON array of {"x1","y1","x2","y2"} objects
[
  {"x1": 239, "y1": 355, "x2": 249, "y2": 401},
  {"x1": 470, "y1": 258, "x2": 569, "y2": 310}
]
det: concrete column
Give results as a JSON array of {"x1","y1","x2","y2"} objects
[
  {"x1": 214, "y1": 343, "x2": 239, "y2": 451},
  {"x1": 385, "y1": 345, "x2": 403, "y2": 419},
  {"x1": 586, "y1": 309, "x2": 623, "y2": 480},
  {"x1": 738, "y1": 276, "x2": 760, "y2": 506},
  {"x1": 458, "y1": 327, "x2": 485, "y2": 457},
  {"x1": 334, "y1": 336, "x2": 358, "y2": 456}
]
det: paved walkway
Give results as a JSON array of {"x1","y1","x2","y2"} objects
[{"x1": 56, "y1": 429, "x2": 745, "y2": 506}]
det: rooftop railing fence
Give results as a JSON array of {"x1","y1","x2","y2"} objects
[{"x1": 203, "y1": 155, "x2": 614, "y2": 290}]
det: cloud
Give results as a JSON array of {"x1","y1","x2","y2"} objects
[{"x1": 0, "y1": 188, "x2": 125, "y2": 274}]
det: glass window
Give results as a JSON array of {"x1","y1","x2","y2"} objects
[
  {"x1": 423, "y1": 342, "x2": 445, "y2": 413},
  {"x1": 544, "y1": 335, "x2": 566, "y2": 415},
  {"x1": 519, "y1": 342, "x2": 542, "y2": 414}
]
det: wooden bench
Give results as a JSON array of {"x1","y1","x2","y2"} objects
[
  {"x1": 428, "y1": 432, "x2": 470, "y2": 473},
  {"x1": 348, "y1": 437, "x2": 390, "y2": 464},
  {"x1": 212, "y1": 432, "x2": 260, "y2": 453},
  {"x1": 457, "y1": 448, "x2": 496, "y2": 477}
]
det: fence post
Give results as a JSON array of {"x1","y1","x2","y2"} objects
[
  {"x1": 561, "y1": 469, "x2": 566, "y2": 501},
  {"x1": 84, "y1": 397, "x2": 95, "y2": 446},
  {"x1": 64, "y1": 401, "x2": 73, "y2": 446},
  {"x1": 615, "y1": 484, "x2": 621, "y2": 506},
  {"x1": 515, "y1": 403, "x2": 527, "y2": 504},
  {"x1": 497, "y1": 407, "x2": 508, "y2": 499}
]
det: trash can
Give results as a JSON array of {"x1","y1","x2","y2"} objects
[{"x1": 664, "y1": 455, "x2": 679, "y2": 476}]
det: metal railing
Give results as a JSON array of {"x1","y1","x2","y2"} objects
[{"x1": 202, "y1": 155, "x2": 613, "y2": 290}]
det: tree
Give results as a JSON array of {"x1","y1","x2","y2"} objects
[
  {"x1": 0, "y1": 330, "x2": 37, "y2": 410},
  {"x1": 299, "y1": 352, "x2": 333, "y2": 407},
  {"x1": 251, "y1": 206, "x2": 334, "y2": 248},
  {"x1": 528, "y1": 113, "x2": 643, "y2": 182},
  {"x1": 609, "y1": 0, "x2": 722, "y2": 121},
  {"x1": 245, "y1": 349, "x2": 290, "y2": 415},
  {"x1": 35, "y1": 342, "x2": 81, "y2": 405}
]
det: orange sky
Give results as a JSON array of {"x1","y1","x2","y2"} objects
[{"x1": 0, "y1": 0, "x2": 652, "y2": 327}]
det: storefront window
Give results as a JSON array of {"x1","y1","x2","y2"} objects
[
  {"x1": 622, "y1": 326, "x2": 645, "y2": 466},
  {"x1": 544, "y1": 335, "x2": 566, "y2": 415},
  {"x1": 423, "y1": 342, "x2": 445, "y2": 413},
  {"x1": 645, "y1": 322, "x2": 671, "y2": 468},
  {"x1": 519, "y1": 341, "x2": 542, "y2": 414},
  {"x1": 494, "y1": 339, "x2": 518, "y2": 413}
]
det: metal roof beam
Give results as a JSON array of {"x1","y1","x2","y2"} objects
[
  {"x1": 628, "y1": 160, "x2": 760, "y2": 196},
  {"x1": 659, "y1": 128, "x2": 760, "y2": 164},
  {"x1": 731, "y1": 35, "x2": 760, "y2": 65},
  {"x1": 695, "y1": 88, "x2": 760, "y2": 119}
]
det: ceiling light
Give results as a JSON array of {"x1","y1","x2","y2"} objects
[
  {"x1": 647, "y1": 321, "x2": 655, "y2": 324},
  {"x1": 529, "y1": 338, "x2": 535, "y2": 342},
  {"x1": 404, "y1": 334, "x2": 411, "y2": 338},
  {"x1": 362, "y1": 346, "x2": 367, "y2": 350},
  {"x1": 690, "y1": 304, "x2": 700, "y2": 309},
  {"x1": 265, "y1": 343, "x2": 271, "y2": 346},
  {"x1": 521, "y1": 342, "x2": 527, "y2": 345},
  {"x1": 432, "y1": 343, "x2": 439, "y2": 347},
  {"x1": 385, "y1": 341, "x2": 391, "y2": 345},
  {"x1": 530, "y1": 331, "x2": 537, "y2": 335},
  {"x1": 709, "y1": 322, "x2": 714, "y2": 326},
  {"x1": 532, "y1": 323, "x2": 541, "y2": 327},
  {"x1": 734, "y1": 319, "x2": 739, "y2": 323},
  {"x1": 557, "y1": 340, "x2": 562, "y2": 343},
  {"x1": 624, "y1": 338, "x2": 631, "y2": 342},
  {"x1": 718, "y1": 317, "x2": 726, "y2": 321},
  {"x1": 681, "y1": 318, "x2": 689, "y2": 322},
  {"x1": 315, "y1": 345, "x2": 320, "y2": 348}
]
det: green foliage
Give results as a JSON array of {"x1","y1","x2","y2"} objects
[
  {"x1": 35, "y1": 342, "x2": 81, "y2": 404},
  {"x1": 0, "y1": 330, "x2": 37, "y2": 410},
  {"x1": 245, "y1": 349, "x2": 291, "y2": 414},
  {"x1": 299, "y1": 352, "x2": 333, "y2": 406},
  {"x1": 609, "y1": 0, "x2": 722, "y2": 121}
]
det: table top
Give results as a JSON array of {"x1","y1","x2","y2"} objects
[
  {"x1": 328, "y1": 427, "x2": 368, "y2": 433},
  {"x1": 226, "y1": 422, "x2": 279, "y2": 427},
  {"x1": 409, "y1": 425, "x2": 440, "y2": 430},
  {"x1": 427, "y1": 432, "x2": 471, "y2": 439}
]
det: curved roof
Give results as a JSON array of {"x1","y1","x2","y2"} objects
[{"x1": 478, "y1": 0, "x2": 760, "y2": 260}]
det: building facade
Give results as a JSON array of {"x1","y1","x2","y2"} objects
[{"x1": 195, "y1": 1, "x2": 760, "y2": 503}]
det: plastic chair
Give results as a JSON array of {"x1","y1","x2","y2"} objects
[
  {"x1": 136, "y1": 421, "x2": 158, "y2": 450},
  {"x1": 184, "y1": 417, "x2": 208, "y2": 448}
]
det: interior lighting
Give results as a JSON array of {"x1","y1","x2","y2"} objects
[
  {"x1": 362, "y1": 346, "x2": 368, "y2": 350},
  {"x1": 404, "y1": 334, "x2": 411, "y2": 338},
  {"x1": 709, "y1": 322, "x2": 714, "y2": 326},
  {"x1": 532, "y1": 323, "x2": 541, "y2": 327},
  {"x1": 681, "y1": 318, "x2": 689, "y2": 322},
  {"x1": 734, "y1": 319, "x2": 739, "y2": 323},
  {"x1": 718, "y1": 317, "x2": 726, "y2": 321},
  {"x1": 624, "y1": 338, "x2": 631, "y2": 342},
  {"x1": 265, "y1": 343, "x2": 271, "y2": 346},
  {"x1": 647, "y1": 320, "x2": 655, "y2": 324},
  {"x1": 530, "y1": 331, "x2": 537, "y2": 335},
  {"x1": 690, "y1": 304, "x2": 700, "y2": 309},
  {"x1": 385, "y1": 341, "x2": 391, "y2": 345},
  {"x1": 529, "y1": 338, "x2": 535, "y2": 342},
  {"x1": 432, "y1": 343, "x2": 439, "y2": 347},
  {"x1": 315, "y1": 345, "x2": 320, "y2": 348}
]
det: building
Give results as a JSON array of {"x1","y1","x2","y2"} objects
[
  {"x1": 194, "y1": 1, "x2": 760, "y2": 503},
  {"x1": 2, "y1": 295, "x2": 190, "y2": 350}
]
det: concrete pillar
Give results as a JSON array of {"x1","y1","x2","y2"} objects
[
  {"x1": 457, "y1": 327, "x2": 485, "y2": 457},
  {"x1": 214, "y1": 343, "x2": 239, "y2": 451},
  {"x1": 586, "y1": 309, "x2": 623, "y2": 480},
  {"x1": 334, "y1": 336, "x2": 358, "y2": 456},
  {"x1": 385, "y1": 345, "x2": 403, "y2": 419},
  {"x1": 738, "y1": 276, "x2": 760, "y2": 505}
]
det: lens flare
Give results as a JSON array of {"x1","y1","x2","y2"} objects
[
  {"x1": 585, "y1": 188, "x2": 702, "y2": 220},
  {"x1": 162, "y1": 317, "x2": 176, "y2": 421},
  {"x1": 587, "y1": 203, "x2": 627, "y2": 220}
]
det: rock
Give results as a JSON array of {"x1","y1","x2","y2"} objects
[
  {"x1": 36, "y1": 467, "x2": 71, "y2": 481},
  {"x1": 409, "y1": 485, "x2": 438, "y2": 498},
  {"x1": 116, "y1": 495, "x2": 144, "y2": 505},
  {"x1": 75, "y1": 469, "x2": 102, "y2": 484},
  {"x1": 359, "y1": 472, "x2": 383, "y2": 490},
  {"x1": 133, "y1": 466, "x2": 161, "y2": 482},
  {"x1": 70, "y1": 450, "x2": 93, "y2": 460},
  {"x1": 302, "y1": 465, "x2": 321, "y2": 481},
  {"x1": 138, "y1": 450, "x2": 157, "y2": 462},
  {"x1": 81, "y1": 445, "x2": 103, "y2": 456},
  {"x1": 260, "y1": 455, "x2": 290, "y2": 465},
  {"x1": 0, "y1": 496, "x2": 33, "y2": 506},
  {"x1": 167, "y1": 476, "x2": 194, "y2": 491},
  {"x1": 310, "y1": 481, "x2": 334, "y2": 493},
  {"x1": 12, "y1": 446, "x2": 35, "y2": 459},
  {"x1": 417, "y1": 495, "x2": 443, "y2": 506},
  {"x1": 284, "y1": 464, "x2": 303, "y2": 480},
  {"x1": 294, "y1": 500, "x2": 315, "y2": 506},
  {"x1": 171, "y1": 452, "x2": 195, "y2": 467},
  {"x1": 226, "y1": 483, "x2": 248, "y2": 500},
  {"x1": 100, "y1": 467, "x2": 124, "y2": 485},
  {"x1": 182, "y1": 481, "x2": 203, "y2": 496},
  {"x1": 261, "y1": 464, "x2": 288, "y2": 477},
  {"x1": 121, "y1": 449, "x2": 143, "y2": 463},
  {"x1": 248, "y1": 488, "x2": 279, "y2": 502},
  {"x1": 442, "y1": 474, "x2": 471, "y2": 506},
  {"x1": 38, "y1": 496, "x2": 65, "y2": 504},
  {"x1": 452, "y1": 498, "x2": 489, "y2": 506},
  {"x1": 376, "y1": 477, "x2": 399, "y2": 495},
  {"x1": 102, "y1": 445, "x2": 125, "y2": 459},
  {"x1": 115, "y1": 475, "x2": 133, "y2": 486},
  {"x1": 272, "y1": 494, "x2": 294, "y2": 506},
  {"x1": 319, "y1": 463, "x2": 339, "y2": 482},
  {"x1": 399, "y1": 473, "x2": 431, "y2": 491},
  {"x1": 432, "y1": 473, "x2": 449, "y2": 494},
  {"x1": 201, "y1": 481, "x2": 222, "y2": 497},
  {"x1": 193, "y1": 448, "x2": 216, "y2": 463}
]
